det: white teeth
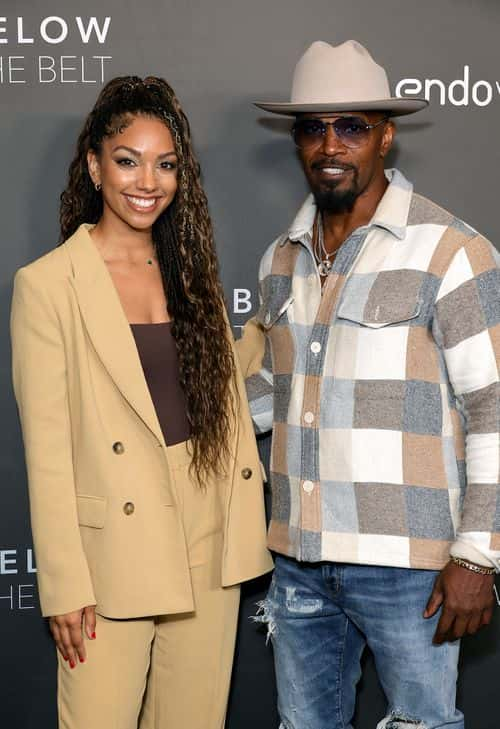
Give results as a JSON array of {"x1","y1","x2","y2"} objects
[
  {"x1": 322, "y1": 167, "x2": 345, "y2": 174},
  {"x1": 127, "y1": 196, "x2": 156, "y2": 208}
]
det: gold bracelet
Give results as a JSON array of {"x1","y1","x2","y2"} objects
[{"x1": 450, "y1": 556, "x2": 496, "y2": 575}]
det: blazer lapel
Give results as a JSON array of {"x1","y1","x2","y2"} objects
[{"x1": 65, "y1": 224, "x2": 165, "y2": 445}]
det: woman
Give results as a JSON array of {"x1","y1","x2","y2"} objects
[{"x1": 11, "y1": 76, "x2": 272, "y2": 729}]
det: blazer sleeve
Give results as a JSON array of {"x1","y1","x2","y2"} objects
[{"x1": 11, "y1": 267, "x2": 96, "y2": 616}]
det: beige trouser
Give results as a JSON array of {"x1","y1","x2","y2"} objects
[{"x1": 57, "y1": 440, "x2": 240, "y2": 729}]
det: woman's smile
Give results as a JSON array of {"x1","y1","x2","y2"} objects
[{"x1": 123, "y1": 193, "x2": 162, "y2": 213}]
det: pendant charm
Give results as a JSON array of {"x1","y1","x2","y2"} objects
[{"x1": 318, "y1": 259, "x2": 332, "y2": 276}]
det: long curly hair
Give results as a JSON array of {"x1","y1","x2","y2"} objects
[{"x1": 60, "y1": 75, "x2": 236, "y2": 483}]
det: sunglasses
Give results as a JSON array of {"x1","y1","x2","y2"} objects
[{"x1": 292, "y1": 115, "x2": 389, "y2": 150}]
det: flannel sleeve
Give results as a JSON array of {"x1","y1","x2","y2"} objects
[
  {"x1": 235, "y1": 255, "x2": 274, "y2": 435},
  {"x1": 433, "y1": 235, "x2": 500, "y2": 569}
]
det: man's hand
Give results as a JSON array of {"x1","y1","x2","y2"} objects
[
  {"x1": 424, "y1": 561, "x2": 495, "y2": 644},
  {"x1": 49, "y1": 605, "x2": 96, "y2": 668}
]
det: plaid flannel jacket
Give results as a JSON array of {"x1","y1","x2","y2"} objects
[{"x1": 238, "y1": 169, "x2": 500, "y2": 571}]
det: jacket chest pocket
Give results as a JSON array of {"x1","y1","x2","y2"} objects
[
  {"x1": 336, "y1": 294, "x2": 422, "y2": 381},
  {"x1": 337, "y1": 295, "x2": 421, "y2": 329},
  {"x1": 256, "y1": 294, "x2": 294, "y2": 330},
  {"x1": 256, "y1": 293, "x2": 295, "y2": 375},
  {"x1": 336, "y1": 268, "x2": 425, "y2": 329}
]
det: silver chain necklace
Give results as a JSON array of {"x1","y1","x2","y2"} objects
[{"x1": 314, "y1": 216, "x2": 336, "y2": 277}]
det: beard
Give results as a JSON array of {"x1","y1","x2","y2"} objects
[
  {"x1": 309, "y1": 161, "x2": 360, "y2": 214},
  {"x1": 313, "y1": 184, "x2": 359, "y2": 214}
]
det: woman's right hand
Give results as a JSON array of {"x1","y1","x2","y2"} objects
[{"x1": 49, "y1": 605, "x2": 96, "y2": 668}]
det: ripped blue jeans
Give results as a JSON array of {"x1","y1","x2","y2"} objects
[{"x1": 257, "y1": 555, "x2": 464, "y2": 729}]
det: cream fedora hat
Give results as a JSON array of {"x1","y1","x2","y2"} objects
[{"x1": 255, "y1": 40, "x2": 428, "y2": 117}]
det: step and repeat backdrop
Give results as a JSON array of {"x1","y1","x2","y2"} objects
[{"x1": 1, "y1": 0, "x2": 499, "y2": 727}]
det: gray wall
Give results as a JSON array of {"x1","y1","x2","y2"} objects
[{"x1": 1, "y1": 1, "x2": 499, "y2": 726}]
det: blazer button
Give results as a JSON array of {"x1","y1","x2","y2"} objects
[
  {"x1": 241, "y1": 467, "x2": 252, "y2": 480},
  {"x1": 113, "y1": 442, "x2": 125, "y2": 454},
  {"x1": 123, "y1": 502, "x2": 135, "y2": 515}
]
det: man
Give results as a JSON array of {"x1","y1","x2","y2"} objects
[{"x1": 237, "y1": 40, "x2": 500, "y2": 729}]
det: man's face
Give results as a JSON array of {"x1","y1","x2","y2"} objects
[{"x1": 296, "y1": 111, "x2": 395, "y2": 214}]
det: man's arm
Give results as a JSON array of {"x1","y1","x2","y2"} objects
[
  {"x1": 235, "y1": 246, "x2": 279, "y2": 435},
  {"x1": 235, "y1": 317, "x2": 274, "y2": 435},
  {"x1": 425, "y1": 234, "x2": 499, "y2": 642}
]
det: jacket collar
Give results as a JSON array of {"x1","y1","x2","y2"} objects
[
  {"x1": 64, "y1": 224, "x2": 165, "y2": 445},
  {"x1": 284, "y1": 167, "x2": 413, "y2": 245}
]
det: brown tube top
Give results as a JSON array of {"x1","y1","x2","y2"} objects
[{"x1": 130, "y1": 322, "x2": 191, "y2": 446}]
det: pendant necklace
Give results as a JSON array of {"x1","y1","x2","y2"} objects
[{"x1": 314, "y1": 216, "x2": 336, "y2": 277}]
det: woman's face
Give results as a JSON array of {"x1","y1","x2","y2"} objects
[{"x1": 87, "y1": 114, "x2": 178, "y2": 232}]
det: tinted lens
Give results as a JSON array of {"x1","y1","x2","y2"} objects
[
  {"x1": 292, "y1": 119, "x2": 325, "y2": 148},
  {"x1": 333, "y1": 116, "x2": 370, "y2": 147},
  {"x1": 292, "y1": 116, "x2": 373, "y2": 149}
]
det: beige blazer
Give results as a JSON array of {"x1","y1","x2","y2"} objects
[{"x1": 11, "y1": 224, "x2": 273, "y2": 619}]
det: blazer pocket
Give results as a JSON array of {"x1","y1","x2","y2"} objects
[
  {"x1": 76, "y1": 494, "x2": 107, "y2": 529},
  {"x1": 337, "y1": 298, "x2": 421, "y2": 329}
]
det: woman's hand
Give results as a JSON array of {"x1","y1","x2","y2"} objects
[{"x1": 49, "y1": 605, "x2": 96, "y2": 668}]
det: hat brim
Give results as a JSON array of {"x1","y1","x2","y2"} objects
[{"x1": 254, "y1": 97, "x2": 428, "y2": 117}]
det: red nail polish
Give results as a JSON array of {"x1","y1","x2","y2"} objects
[
  {"x1": 69, "y1": 660, "x2": 75, "y2": 669},
  {"x1": 79, "y1": 657, "x2": 85, "y2": 663},
  {"x1": 63, "y1": 655, "x2": 68, "y2": 661},
  {"x1": 91, "y1": 632, "x2": 96, "y2": 639}
]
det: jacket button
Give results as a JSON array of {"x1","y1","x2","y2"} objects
[
  {"x1": 123, "y1": 502, "x2": 135, "y2": 515},
  {"x1": 113, "y1": 442, "x2": 125, "y2": 454},
  {"x1": 241, "y1": 467, "x2": 252, "y2": 480}
]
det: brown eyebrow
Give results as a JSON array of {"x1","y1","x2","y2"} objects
[{"x1": 112, "y1": 145, "x2": 177, "y2": 158}]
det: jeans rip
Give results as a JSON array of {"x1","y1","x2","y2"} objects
[
  {"x1": 377, "y1": 710, "x2": 428, "y2": 729},
  {"x1": 253, "y1": 579, "x2": 324, "y2": 644},
  {"x1": 253, "y1": 596, "x2": 277, "y2": 644},
  {"x1": 284, "y1": 586, "x2": 323, "y2": 615}
]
